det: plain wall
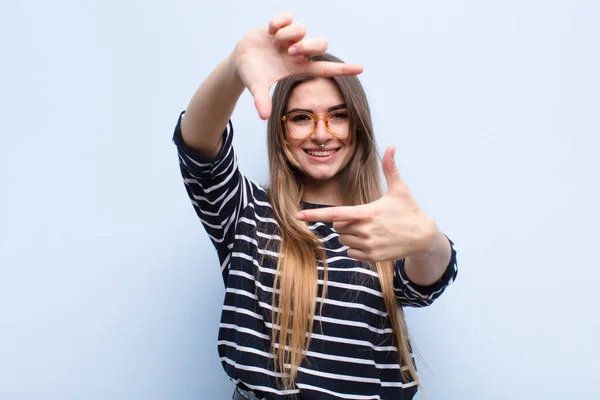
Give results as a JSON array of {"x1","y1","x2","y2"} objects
[{"x1": 1, "y1": 0, "x2": 599, "y2": 399}]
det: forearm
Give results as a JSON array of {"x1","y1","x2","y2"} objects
[
  {"x1": 404, "y1": 230, "x2": 452, "y2": 286},
  {"x1": 181, "y1": 53, "x2": 245, "y2": 157}
]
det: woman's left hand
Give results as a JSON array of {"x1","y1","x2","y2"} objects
[{"x1": 296, "y1": 146, "x2": 439, "y2": 262}]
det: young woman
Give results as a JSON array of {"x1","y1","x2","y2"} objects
[{"x1": 173, "y1": 12, "x2": 458, "y2": 400}]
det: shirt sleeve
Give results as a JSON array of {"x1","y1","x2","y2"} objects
[
  {"x1": 172, "y1": 111, "x2": 252, "y2": 281},
  {"x1": 393, "y1": 236, "x2": 458, "y2": 307}
]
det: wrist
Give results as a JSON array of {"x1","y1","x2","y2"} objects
[
  {"x1": 223, "y1": 52, "x2": 245, "y2": 93},
  {"x1": 410, "y1": 227, "x2": 443, "y2": 261}
]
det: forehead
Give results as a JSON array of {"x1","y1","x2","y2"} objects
[{"x1": 286, "y1": 78, "x2": 345, "y2": 111}]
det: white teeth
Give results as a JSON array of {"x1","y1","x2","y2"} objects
[{"x1": 306, "y1": 150, "x2": 336, "y2": 157}]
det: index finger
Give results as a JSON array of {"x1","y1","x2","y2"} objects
[
  {"x1": 305, "y1": 61, "x2": 363, "y2": 77},
  {"x1": 296, "y1": 204, "x2": 371, "y2": 223}
]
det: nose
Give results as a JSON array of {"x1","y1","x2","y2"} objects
[{"x1": 311, "y1": 117, "x2": 331, "y2": 143}]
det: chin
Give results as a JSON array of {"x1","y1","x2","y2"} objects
[
  {"x1": 293, "y1": 149, "x2": 353, "y2": 183},
  {"x1": 300, "y1": 165, "x2": 342, "y2": 181}
]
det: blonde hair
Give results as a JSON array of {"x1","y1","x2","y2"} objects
[{"x1": 265, "y1": 53, "x2": 418, "y2": 389}]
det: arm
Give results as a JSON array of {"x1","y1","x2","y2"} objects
[
  {"x1": 404, "y1": 229, "x2": 452, "y2": 286},
  {"x1": 295, "y1": 147, "x2": 459, "y2": 306},
  {"x1": 180, "y1": 53, "x2": 244, "y2": 158},
  {"x1": 180, "y1": 11, "x2": 362, "y2": 156},
  {"x1": 393, "y1": 235, "x2": 458, "y2": 307},
  {"x1": 174, "y1": 12, "x2": 362, "y2": 276},
  {"x1": 174, "y1": 114, "x2": 250, "y2": 278}
]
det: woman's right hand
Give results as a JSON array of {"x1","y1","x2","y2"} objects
[{"x1": 232, "y1": 12, "x2": 363, "y2": 120}]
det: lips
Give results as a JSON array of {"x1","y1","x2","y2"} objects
[{"x1": 303, "y1": 148, "x2": 340, "y2": 157}]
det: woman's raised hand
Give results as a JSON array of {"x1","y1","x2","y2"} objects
[{"x1": 232, "y1": 12, "x2": 363, "y2": 120}]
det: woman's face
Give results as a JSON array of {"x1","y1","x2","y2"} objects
[{"x1": 283, "y1": 78, "x2": 356, "y2": 185}]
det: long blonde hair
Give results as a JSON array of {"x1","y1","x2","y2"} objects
[{"x1": 265, "y1": 53, "x2": 418, "y2": 389}]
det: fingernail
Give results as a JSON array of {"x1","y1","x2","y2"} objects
[
  {"x1": 271, "y1": 39, "x2": 278, "y2": 47},
  {"x1": 296, "y1": 211, "x2": 304, "y2": 220},
  {"x1": 289, "y1": 46, "x2": 298, "y2": 55}
]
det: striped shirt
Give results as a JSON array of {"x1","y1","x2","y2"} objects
[{"x1": 173, "y1": 112, "x2": 458, "y2": 400}]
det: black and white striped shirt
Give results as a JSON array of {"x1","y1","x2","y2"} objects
[{"x1": 173, "y1": 112, "x2": 458, "y2": 400}]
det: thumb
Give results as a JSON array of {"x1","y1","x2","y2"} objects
[
  {"x1": 382, "y1": 146, "x2": 404, "y2": 195},
  {"x1": 251, "y1": 85, "x2": 272, "y2": 120}
]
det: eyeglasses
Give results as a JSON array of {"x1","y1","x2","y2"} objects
[{"x1": 281, "y1": 110, "x2": 350, "y2": 140}]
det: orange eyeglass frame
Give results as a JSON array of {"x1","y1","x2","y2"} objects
[{"x1": 281, "y1": 110, "x2": 350, "y2": 140}]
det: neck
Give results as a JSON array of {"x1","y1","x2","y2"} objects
[{"x1": 301, "y1": 176, "x2": 345, "y2": 206}]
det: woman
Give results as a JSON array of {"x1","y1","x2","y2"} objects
[{"x1": 173, "y1": 12, "x2": 458, "y2": 400}]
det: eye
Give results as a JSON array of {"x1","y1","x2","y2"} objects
[
  {"x1": 289, "y1": 113, "x2": 311, "y2": 122},
  {"x1": 330, "y1": 111, "x2": 349, "y2": 120}
]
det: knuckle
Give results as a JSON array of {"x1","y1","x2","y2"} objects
[
  {"x1": 373, "y1": 207, "x2": 382, "y2": 217},
  {"x1": 364, "y1": 224, "x2": 377, "y2": 237},
  {"x1": 363, "y1": 251, "x2": 376, "y2": 262},
  {"x1": 270, "y1": 14, "x2": 285, "y2": 30},
  {"x1": 364, "y1": 209, "x2": 377, "y2": 222},
  {"x1": 365, "y1": 238, "x2": 377, "y2": 251},
  {"x1": 273, "y1": 30, "x2": 286, "y2": 41}
]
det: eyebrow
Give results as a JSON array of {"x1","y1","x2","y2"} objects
[{"x1": 286, "y1": 103, "x2": 347, "y2": 114}]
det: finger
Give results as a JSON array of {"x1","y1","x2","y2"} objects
[
  {"x1": 249, "y1": 85, "x2": 272, "y2": 120},
  {"x1": 338, "y1": 234, "x2": 367, "y2": 251},
  {"x1": 381, "y1": 145, "x2": 407, "y2": 196},
  {"x1": 268, "y1": 12, "x2": 293, "y2": 35},
  {"x1": 288, "y1": 37, "x2": 328, "y2": 57},
  {"x1": 273, "y1": 23, "x2": 307, "y2": 46},
  {"x1": 296, "y1": 204, "x2": 371, "y2": 222},
  {"x1": 333, "y1": 221, "x2": 367, "y2": 237},
  {"x1": 304, "y1": 61, "x2": 364, "y2": 77},
  {"x1": 347, "y1": 248, "x2": 391, "y2": 262},
  {"x1": 346, "y1": 248, "x2": 372, "y2": 262}
]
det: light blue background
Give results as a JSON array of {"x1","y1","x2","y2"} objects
[{"x1": 1, "y1": 1, "x2": 599, "y2": 399}]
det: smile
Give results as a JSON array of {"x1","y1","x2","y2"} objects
[{"x1": 304, "y1": 148, "x2": 340, "y2": 157}]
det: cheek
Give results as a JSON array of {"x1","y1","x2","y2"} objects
[
  {"x1": 289, "y1": 142, "x2": 305, "y2": 158},
  {"x1": 340, "y1": 143, "x2": 357, "y2": 165},
  {"x1": 284, "y1": 140, "x2": 306, "y2": 167},
  {"x1": 286, "y1": 138, "x2": 303, "y2": 151}
]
